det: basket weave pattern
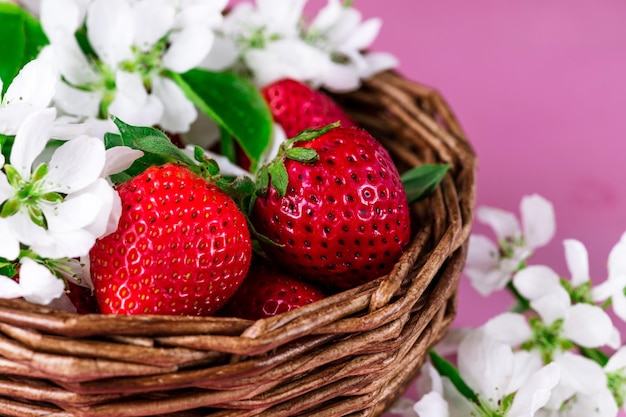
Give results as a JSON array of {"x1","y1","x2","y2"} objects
[{"x1": 0, "y1": 71, "x2": 476, "y2": 417}]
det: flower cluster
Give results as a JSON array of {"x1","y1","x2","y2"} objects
[
  {"x1": 392, "y1": 195, "x2": 626, "y2": 417},
  {"x1": 32, "y1": 0, "x2": 395, "y2": 140},
  {"x1": 0, "y1": 52, "x2": 141, "y2": 310}
]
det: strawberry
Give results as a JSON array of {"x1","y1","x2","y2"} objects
[
  {"x1": 66, "y1": 282, "x2": 100, "y2": 314},
  {"x1": 220, "y1": 260, "x2": 325, "y2": 320},
  {"x1": 89, "y1": 163, "x2": 252, "y2": 316},
  {"x1": 262, "y1": 78, "x2": 358, "y2": 138},
  {"x1": 251, "y1": 126, "x2": 411, "y2": 290}
]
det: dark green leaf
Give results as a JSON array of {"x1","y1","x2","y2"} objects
[
  {"x1": 171, "y1": 69, "x2": 273, "y2": 171},
  {"x1": 133, "y1": 136, "x2": 196, "y2": 167},
  {"x1": 0, "y1": 262, "x2": 17, "y2": 278},
  {"x1": 109, "y1": 171, "x2": 133, "y2": 185},
  {"x1": 429, "y1": 350, "x2": 479, "y2": 403},
  {"x1": 401, "y1": 164, "x2": 450, "y2": 203},
  {"x1": 103, "y1": 132, "x2": 124, "y2": 149},
  {"x1": 0, "y1": 5, "x2": 26, "y2": 93},
  {"x1": 21, "y1": 9, "x2": 48, "y2": 64},
  {"x1": 0, "y1": 3, "x2": 48, "y2": 94},
  {"x1": 112, "y1": 117, "x2": 170, "y2": 143},
  {"x1": 268, "y1": 161, "x2": 288, "y2": 197},
  {"x1": 285, "y1": 147, "x2": 318, "y2": 163}
]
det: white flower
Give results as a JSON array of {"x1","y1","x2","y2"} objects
[
  {"x1": 412, "y1": 330, "x2": 560, "y2": 417},
  {"x1": 592, "y1": 231, "x2": 626, "y2": 322},
  {"x1": 482, "y1": 264, "x2": 620, "y2": 412},
  {"x1": 218, "y1": 0, "x2": 395, "y2": 91},
  {"x1": 42, "y1": 0, "x2": 226, "y2": 135},
  {"x1": 465, "y1": 194, "x2": 556, "y2": 296},
  {"x1": 0, "y1": 48, "x2": 58, "y2": 135},
  {"x1": 0, "y1": 257, "x2": 65, "y2": 304},
  {"x1": 0, "y1": 108, "x2": 114, "y2": 259},
  {"x1": 305, "y1": 0, "x2": 398, "y2": 91}
]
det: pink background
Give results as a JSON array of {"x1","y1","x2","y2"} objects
[{"x1": 349, "y1": 0, "x2": 626, "y2": 413}]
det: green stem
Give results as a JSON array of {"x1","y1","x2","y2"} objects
[
  {"x1": 580, "y1": 346, "x2": 610, "y2": 367},
  {"x1": 507, "y1": 281, "x2": 531, "y2": 313}
]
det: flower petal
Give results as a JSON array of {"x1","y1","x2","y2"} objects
[
  {"x1": 151, "y1": 76, "x2": 197, "y2": 133},
  {"x1": 520, "y1": 194, "x2": 555, "y2": 249},
  {"x1": 163, "y1": 24, "x2": 214, "y2": 73},
  {"x1": 0, "y1": 275, "x2": 25, "y2": 299},
  {"x1": 86, "y1": 0, "x2": 134, "y2": 68},
  {"x1": 361, "y1": 51, "x2": 398, "y2": 79},
  {"x1": 513, "y1": 265, "x2": 562, "y2": 301},
  {"x1": 10, "y1": 108, "x2": 56, "y2": 178},
  {"x1": 40, "y1": 0, "x2": 86, "y2": 40},
  {"x1": 3, "y1": 47, "x2": 57, "y2": 115},
  {"x1": 482, "y1": 312, "x2": 533, "y2": 347},
  {"x1": 591, "y1": 273, "x2": 626, "y2": 302},
  {"x1": 108, "y1": 71, "x2": 163, "y2": 127},
  {"x1": 342, "y1": 17, "x2": 381, "y2": 52},
  {"x1": 466, "y1": 234, "x2": 499, "y2": 271},
  {"x1": 555, "y1": 352, "x2": 606, "y2": 395},
  {"x1": 19, "y1": 258, "x2": 65, "y2": 305},
  {"x1": 321, "y1": 61, "x2": 361, "y2": 93},
  {"x1": 102, "y1": 146, "x2": 144, "y2": 177},
  {"x1": 530, "y1": 287, "x2": 571, "y2": 324},
  {"x1": 560, "y1": 389, "x2": 618, "y2": 417},
  {"x1": 131, "y1": 0, "x2": 176, "y2": 52},
  {"x1": 508, "y1": 350, "x2": 544, "y2": 394},
  {"x1": 54, "y1": 81, "x2": 102, "y2": 118},
  {"x1": 42, "y1": 193, "x2": 100, "y2": 232},
  {"x1": 564, "y1": 303, "x2": 619, "y2": 348},
  {"x1": 457, "y1": 329, "x2": 513, "y2": 404},
  {"x1": 605, "y1": 346, "x2": 626, "y2": 372},
  {"x1": 563, "y1": 239, "x2": 589, "y2": 286},
  {"x1": 44, "y1": 135, "x2": 106, "y2": 193},
  {"x1": 72, "y1": 178, "x2": 121, "y2": 238},
  {"x1": 0, "y1": 219, "x2": 20, "y2": 260},
  {"x1": 198, "y1": 35, "x2": 239, "y2": 71},
  {"x1": 413, "y1": 392, "x2": 449, "y2": 417},
  {"x1": 477, "y1": 205, "x2": 521, "y2": 240},
  {"x1": 48, "y1": 33, "x2": 100, "y2": 86},
  {"x1": 507, "y1": 362, "x2": 560, "y2": 417},
  {"x1": 32, "y1": 228, "x2": 96, "y2": 259},
  {"x1": 608, "y1": 233, "x2": 626, "y2": 278}
]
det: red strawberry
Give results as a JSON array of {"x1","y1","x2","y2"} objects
[
  {"x1": 220, "y1": 261, "x2": 325, "y2": 320},
  {"x1": 262, "y1": 78, "x2": 358, "y2": 138},
  {"x1": 66, "y1": 282, "x2": 100, "y2": 314},
  {"x1": 251, "y1": 126, "x2": 411, "y2": 290},
  {"x1": 89, "y1": 163, "x2": 252, "y2": 316}
]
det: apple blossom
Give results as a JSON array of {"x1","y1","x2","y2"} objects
[{"x1": 465, "y1": 194, "x2": 556, "y2": 296}]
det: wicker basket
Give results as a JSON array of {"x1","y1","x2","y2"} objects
[{"x1": 0, "y1": 70, "x2": 476, "y2": 417}]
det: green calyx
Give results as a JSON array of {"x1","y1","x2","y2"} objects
[
  {"x1": 106, "y1": 117, "x2": 255, "y2": 212},
  {"x1": 253, "y1": 122, "x2": 338, "y2": 199},
  {"x1": 0, "y1": 163, "x2": 62, "y2": 228},
  {"x1": 608, "y1": 371, "x2": 626, "y2": 408},
  {"x1": 521, "y1": 317, "x2": 572, "y2": 363}
]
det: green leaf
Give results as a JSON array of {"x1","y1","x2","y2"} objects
[
  {"x1": 20, "y1": 8, "x2": 48, "y2": 64},
  {"x1": 133, "y1": 136, "x2": 196, "y2": 167},
  {"x1": 170, "y1": 69, "x2": 273, "y2": 171},
  {"x1": 401, "y1": 164, "x2": 450, "y2": 204},
  {"x1": 0, "y1": 3, "x2": 48, "y2": 94},
  {"x1": 0, "y1": 5, "x2": 26, "y2": 93},
  {"x1": 429, "y1": 350, "x2": 479, "y2": 403},
  {"x1": 112, "y1": 117, "x2": 170, "y2": 143}
]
